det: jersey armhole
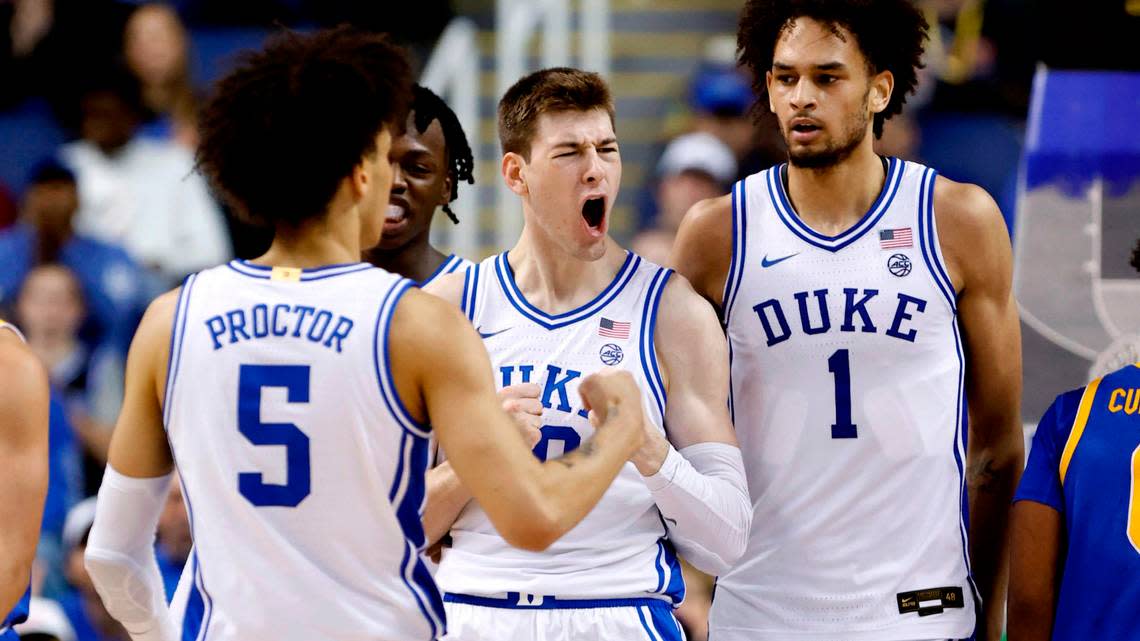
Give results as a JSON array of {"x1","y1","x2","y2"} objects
[
  {"x1": 461, "y1": 262, "x2": 480, "y2": 323},
  {"x1": 374, "y1": 278, "x2": 432, "y2": 439},
  {"x1": 916, "y1": 168, "x2": 958, "y2": 314},
  {"x1": 721, "y1": 178, "x2": 748, "y2": 327},
  {"x1": 639, "y1": 268, "x2": 673, "y2": 426},
  {"x1": 162, "y1": 273, "x2": 198, "y2": 430},
  {"x1": 1059, "y1": 378, "x2": 1103, "y2": 485}
]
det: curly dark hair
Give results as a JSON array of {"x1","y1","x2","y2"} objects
[
  {"x1": 737, "y1": 0, "x2": 928, "y2": 138},
  {"x1": 196, "y1": 26, "x2": 412, "y2": 227},
  {"x1": 410, "y1": 85, "x2": 474, "y2": 224}
]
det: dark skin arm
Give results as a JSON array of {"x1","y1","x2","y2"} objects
[
  {"x1": 935, "y1": 177, "x2": 1024, "y2": 640},
  {"x1": 1007, "y1": 501, "x2": 1063, "y2": 641}
]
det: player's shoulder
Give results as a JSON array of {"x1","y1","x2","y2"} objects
[
  {"x1": 677, "y1": 193, "x2": 733, "y2": 240},
  {"x1": 931, "y1": 175, "x2": 1006, "y2": 243},
  {"x1": 390, "y1": 285, "x2": 471, "y2": 345},
  {"x1": 422, "y1": 270, "x2": 466, "y2": 307}
]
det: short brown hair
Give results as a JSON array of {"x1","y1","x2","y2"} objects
[{"x1": 498, "y1": 67, "x2": 615, "y2": 160}]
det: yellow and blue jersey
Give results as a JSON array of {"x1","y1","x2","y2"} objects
[{"x1": 1014, "y1": 362, "x2": 1140, "y2": 640}]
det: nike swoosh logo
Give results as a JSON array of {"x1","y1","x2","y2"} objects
[
  {"x1": 761, "y1": 253, "x2": 800, "y2": 268},
  {"x1": 477, "y1": 327, "x2": 511, "y2": 339}
]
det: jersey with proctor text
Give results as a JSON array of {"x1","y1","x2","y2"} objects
[
  {"x1": 1015, "y1": 363, "x2": 1140, "y2": 640},
  {"x1": 163, "y1": 261, "x2": 445, "y2": 641},
  {"x1": 434, "y1": 251, "x2": 685, "y2": 604},
  {"x1": 710, "y1": 159, "x2": 977, "y2": 640}
]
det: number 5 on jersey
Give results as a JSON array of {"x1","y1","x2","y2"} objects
[{"x1": 237, "y1": 364, "x2": 312, "y2": 507}]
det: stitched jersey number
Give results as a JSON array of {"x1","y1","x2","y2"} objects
[
  {"x1": 1130, "y1": 445, "x2": 1140, "y2": 553},
  {"x1": 828, "y1": 349, "x2": 858, "y2": 439},
  {"x1": 237, "y1": 364, "x2": 311, "y2": 507},
  {"x1": 533, "y1": 425, "x2": 581, "y2": 461}
]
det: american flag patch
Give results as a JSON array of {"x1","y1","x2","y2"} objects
[
  {"x1": 598, "y1": 317, "x2": 631, "y2": 340},
  {"x1": 879, "y1": 227, "x2": 913, "y2": 249}
]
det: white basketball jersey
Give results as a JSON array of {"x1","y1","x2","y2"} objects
[
  {"x1": 710, "y1": 159, "x2": 977, "y2": 641},
  {"x1": 420, "y1": 253, "x2": 473, "y2": 288},
  {"x1": 163, "y1": 260, "x2": 445, "y2": 641},
  {"x1": 434, "y1": 251, "x2": 686, "y2": 604}
]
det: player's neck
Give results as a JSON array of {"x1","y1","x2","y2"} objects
[
  {"x1": 256, "y1": 213, "x2": 361, "y2": 269},
  {"x1": 509, "y1": 230, "x2": 626, "y2": 316},
  {"x1": 366, "y1": 238, "x2": 448, "y2": 283},
  {"x1": 785, "y1": 143, "x2": 887, "y2": 237}
]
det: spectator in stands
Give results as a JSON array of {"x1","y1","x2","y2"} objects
[
  {"x1": 57, "y1": 500, "x2": 128, "y2": 641},
  {"x1": 0, "y1": 160, "x2": 149, "y2": 358},
  {"x1": 14, "y1": 264, "x2": 119, "y2": 494},
  {"x1": 687, "y1": 60, "x2": 783, "y2": 180},
  {"x1": 14, "y1": 596, "x2": 77, "y2": 641},
  {"x1": 59, "y1": 67, "x2": 230, "y2": 287},
  {"x1": 632, "y1": 132, "x2": 736, "y2": 265},
  {"x1": 123, "y1": 3, "x2": 199, "y2": 149}
]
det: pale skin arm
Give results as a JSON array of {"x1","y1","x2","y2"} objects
[
  {"x1": 935, "y1": 177, "x2": 1024, "y2": 641},
  {"x1": 1007, "y1": 501, "x2": 1062, "y2": 641},
  {"x1": 391, "y1": 287, "x2": 644, "y2": 550},
  {"x1": 629, "y1": 274, "x2": 739, "y2": 475},
  {"x1": 668, "y1": 194, "x2": 733, "y2": 312},
  {"x1": 0, "y1": 330, "x2": 49, "y2": 614},
  {"x1": 103, "y1": 290, "x2": 180, "y2": 478},
  {"x1": 418, "y1": 274, "x2": 542, "y2": 548}
]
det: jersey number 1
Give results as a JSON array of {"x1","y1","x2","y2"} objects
[
  {"x1": 828, "y1": 349, "x2": 857, "y2": 439},
  {"x1": 237, "y1": 364, "x2": 312, "y2": 507}
]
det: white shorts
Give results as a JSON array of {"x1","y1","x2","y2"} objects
[{"x1": 440, "y1": 593, "x2": 685, "y2": 641}]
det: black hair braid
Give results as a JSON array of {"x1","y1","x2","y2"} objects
[{"x1": 411, "y1": 85, "x2": 474, "y2": 224}]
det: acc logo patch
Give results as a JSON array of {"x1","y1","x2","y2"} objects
[
  {"x1": 887, "y1": 253, "x2": 912, "y2": 277},
  {"x1": 599, "y1": 343, "x2": 624, "y2": 366}
]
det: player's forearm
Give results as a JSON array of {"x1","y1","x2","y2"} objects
[
  {"x1": 422, "y1": 462, "x2": 473, "y2": 546},
  {"x1": 85, "y1": 467, "x2": 176, "y2": 641},
  {"x1": 967, "y1": 439, "x2": 1022, "y2": 640},
  {"x1": 646, "y1": 443, "x2": 751, "y2": 575}
]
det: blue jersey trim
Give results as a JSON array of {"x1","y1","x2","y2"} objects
[
  {"x1": 639, "y1": 268, "x2": 672, "y2": 423},
  {"x1": 388, "y1": 431, "x2": 445, "y2": 637},
  {"x1": 181, "y1": 553, "x2": 204, "y2": 641},
  {"x1": 917, "y1": 168, "x2": 958, "y2": 313},
  {"x1": 373, "y1": 279, "x2": 431, "y2": 438},
  {"x1": 638, "y1": 604, "x2": 684, "y2": 641},
  {"x1": 768, "y1": 157, "x2": 904, "y2": 252},
  {"x1": 461, "y1": 263, "x2": 480, "y2": 322},
  {"x1": 443, "y1": 593, "x2": 674, "y2": 610},
  {"x1": 168, "y1": 460, "x2": 213, "y2": 640},
  {"x1": 162, "y1": 274, "x2": 197, "y2": 429},
  {"x1": 723, "y1": 178, "x2": 749, "y2": 328},
  {"x1": 225, "y1": 260, "x2": 373, "y2": 281},
  {"x1": 0, "y1": 588, "x2": 30, "y2": 634},
  {"x1": 420, "y1": 254, "x2": 469, "y2": 288},
  {"x1": 950, "y1": 317, "x2": 981, "y2": 625},
  {"x1": 494, "y1": 251, "x2": 640, "y2": 330}
]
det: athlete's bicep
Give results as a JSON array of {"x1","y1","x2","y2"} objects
[
  {"x1": 106, "y1": 291, "x2": 179, "y2": 479},
  {"x1": 670, "y1": 194, "x2": 733, "y2": 309},
  {"x1": 656, "y1": 276, "x2": 737, "y2": 449},
  {"x1": 389, "y1": 292, "x2": 543, "y2": 522}
]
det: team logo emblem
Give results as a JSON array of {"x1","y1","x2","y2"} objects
[
  {"x1": 887, "y1": 253, "x2": 912, "y2": 277},
  {"x1": 599, "y1": 343, "x2": 624, "y2": 366}
]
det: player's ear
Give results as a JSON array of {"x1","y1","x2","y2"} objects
[
  {"x1": 349, "y1": 160, "x2": 370, "y2": 200},
  {"x1": 438, "y1": 171, "x2": 454, "y2": 207},
  {"x1": 502, "y1": 151, "x2": 528, "y2": 197},
  {"x1": 765, "y1": 70, "x2": 776, "y2": 113},
  {"x1": 869, "y1": 68, "x2": 893, "y2": 115}
]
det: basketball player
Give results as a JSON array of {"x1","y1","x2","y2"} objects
[
  {"x1": 81, "y1": 29, "x2": 647, "y2": 641},
  {"x1": 364, "y1": 84, "x2": 474, "y2": 286},
  {"x1": 1007, "y1": 242, "x2": 1140, "y2": 641},
  {"x1": 0, "y1": 319, "x2": 50, "y2": 641},
  {"x1": 421, "y1": 67, "x2": 752, "y2": 641},
  {"x1": 671, "y1": 2, "x2": 1025, "y2": 639}
]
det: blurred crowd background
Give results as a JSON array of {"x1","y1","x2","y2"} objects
[{"x1": 1, "y1": 1, "x2": 1138, "y2": 639}]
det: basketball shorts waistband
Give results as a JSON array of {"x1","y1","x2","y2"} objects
[{"x1": 443, "y1": 592, "x2": 674, "y2": 610}]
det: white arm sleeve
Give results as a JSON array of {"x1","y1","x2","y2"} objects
[
  {"x1": 644, "y1": 442, "x2": 752, "y2": 576},
  {"x1": 84, "y1": 465, "x2": 178, "y2": 641}
]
